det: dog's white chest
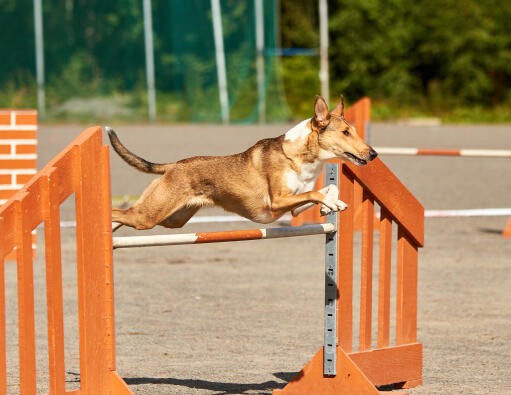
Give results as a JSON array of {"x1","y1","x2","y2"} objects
[{"x1": 285, "y1": 160, "x2": 323, "y2": 194}]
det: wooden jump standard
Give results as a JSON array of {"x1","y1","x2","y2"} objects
[{"x1": 1, "y1": 121, "x2": 424, "y2": 393}]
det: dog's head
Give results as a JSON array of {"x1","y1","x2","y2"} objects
[{"x1": 313, "y1": 96, "x2": 377, "y2": 166}]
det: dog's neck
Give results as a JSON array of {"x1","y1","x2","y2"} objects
[{"x1": 283, "y1": 118, "x2": 333, "y2": 167}]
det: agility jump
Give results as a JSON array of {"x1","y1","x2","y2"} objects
[{"x1": 0, "y1": 106, "x2": 423, "y2": 393}]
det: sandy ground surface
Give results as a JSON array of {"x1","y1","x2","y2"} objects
[{"x1": 4, "y1": 122, "x2": 511, "y2": 394}]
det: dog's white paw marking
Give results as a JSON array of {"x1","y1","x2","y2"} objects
[
  {"x1": 320, "y1": 185, "x2": 347, "y2": 216},
  {"x1": 320, "y1": 205, "x2": 332, "y2": 216},
  {"x1": 320, "y1": 199, "x2": 348, "y2": 216},
  {"x1": 335, "y1": 199, "x2": 348, "y2": 211}
]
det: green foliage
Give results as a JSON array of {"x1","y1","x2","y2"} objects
[
  {"x1": 329, "y1": 0, "x2": 511, "y2": 109},
  {"x1": 281, "y1": 0, "x2": 511, "y2": 118},
  {"x1": 281, "y1": 57, "x2": 320, "y2": 118},
  {"x1": 328, "y1": 0, "x2": 420, "y2": 103}
]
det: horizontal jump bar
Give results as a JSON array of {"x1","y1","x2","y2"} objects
[
  {"x1": 112, "y1": 223, "x2": 335, "y2": 249},
  {"x1": 374, "y1": 147, "x2": 511, "y2": 157},
  {"x1": 425, "y1": 208, "x2": 511, "y2": 217}
]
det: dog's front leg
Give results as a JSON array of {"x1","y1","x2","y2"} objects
[
  {"x1": 272, "y1": 190, "x2": 345, "y2": 218},
  {"x1": 290, "y1": 185, "x2": 347, "y2": 217}
]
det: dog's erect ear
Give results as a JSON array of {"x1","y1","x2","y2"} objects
[
  {"x1": 331, "y1": 95, "x2": 345, "y2": 117},
  {"x1": 314, "y1": 95, "x2": 330, "y2": 128}
]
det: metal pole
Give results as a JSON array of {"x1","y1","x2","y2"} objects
[
  {"x1": 319, "y1": 0, "x2": 329, "y2": 106},
  {"x1": 142, "y1": 0, "x2": 157, "y2": 122},
  {"x1": 211, "y1": 0, "x2": 230, "y2": 124},
  {"x1": 365, "y1": 120, "x2": 371, "y2": 145},
  {"x1": 33, "y1": 0, "x2": 45, "y2": 120},
  {"x1": 324, "y1": 162, "x2": 338, "y2": 376},
  {"x1": 255, "y1": 0, "x2": 265, "y2": 123}
]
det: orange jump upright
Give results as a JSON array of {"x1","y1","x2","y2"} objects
[
  {"x1": 0, "y1": 127, "x2": 132, "y2": 394},
  {"x1": 275, "y1": 158, "x2": 424, "y2": 394},
  {"x1": 0, "y1": 109, "x2": 38, "y2": 261}
]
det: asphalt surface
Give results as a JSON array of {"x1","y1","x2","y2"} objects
[{"x1": 3, "y1": 121, "x2": 510, "y2": 394}]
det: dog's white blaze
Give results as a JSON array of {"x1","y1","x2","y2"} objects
[
  {"x1": 286, "y1": 159, "x2": 323, "y2": 194},
  {"x1": 284, "y1": 119, "x2": 311, "y2": 142}
]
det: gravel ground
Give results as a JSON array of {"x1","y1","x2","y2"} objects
[{"x1": 4, "y1": 122, "x2": 511, "y2": 394}]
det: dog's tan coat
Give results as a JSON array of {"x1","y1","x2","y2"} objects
[{"x1": 108, "y1": 96, "x2": 377, "y2": 230}]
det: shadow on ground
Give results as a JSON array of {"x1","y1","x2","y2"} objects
[
  {"x1": 478, "y1": 227, "x2": 505, "y2": 235},
  {"x1": 123, "y1": 372, "x2": 298, "y2": 394}
]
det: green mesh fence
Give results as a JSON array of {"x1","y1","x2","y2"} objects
[
  {"x1": 0, "y1": 0, "x2": 290, "y2": 123},
  {"x1": 0, "y1": 0, "x2": 37, "y2": 109}
]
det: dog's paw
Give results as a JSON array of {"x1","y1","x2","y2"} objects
[
  {"x1": 320, "y1": 198, "x2": 338, "y2": 215},
  {"x1": 320, "y1": 185, "x2": 346, "y2": 216},
  {"x1": 335, "y1": 199, "x2": 348, "y2": 211},
  {"x1": 320, "y1": 199, "x2": 348, "y2": 216},
  {"x1": 320, "y1": 204, "x2": 332, "y2": 216}
]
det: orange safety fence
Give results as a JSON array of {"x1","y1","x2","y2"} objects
[
  {"x1": 276, "y1": 156, "x2": 424, "y2": 394},
  {"x1": 0, "y1": 127, "x2": 131, "y2": 394}
]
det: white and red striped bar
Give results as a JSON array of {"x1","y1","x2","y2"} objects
[
  {"x1": 374, "y1": 147, "x2": 511, "y2": 158},
  {"x1": 112, "y1": 223, "x2": 335, "y2": 249}
]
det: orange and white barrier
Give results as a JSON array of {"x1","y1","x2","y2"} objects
[
  {"x1": 0, "y1": 110, "x2": 37, "y2": 260},
  {"x1": 375, "y1": 146, "x2": 511, "y2": 237},
  {"x1": 113, "y1": 223, "x2": 334, "y2": 248},
  {"x1": 375, "y1": 147, "x2": 511, "y2": 157}
]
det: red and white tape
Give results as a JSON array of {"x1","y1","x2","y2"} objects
[{"x1": 375, "y1": 147, "x2": 511, "y2": 158}]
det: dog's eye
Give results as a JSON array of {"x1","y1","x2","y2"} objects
[{"x1": 343, "y1": 130, "x2": 350, "y2": 136}]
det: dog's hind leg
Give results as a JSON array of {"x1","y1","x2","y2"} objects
[
  {"x1": 112, "y1": 172, "x2": 193, "y2": 230},
  {"x1": 157, "y1": 206, "x2": 200, "y2": 228}
]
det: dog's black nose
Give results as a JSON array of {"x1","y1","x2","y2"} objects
[{"x1": 369, "y1": 149, "x2": 378, "y2": 160}]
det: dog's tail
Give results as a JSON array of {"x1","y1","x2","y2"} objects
[{"x1": 105, "y1": 127, "x2": 171, "y2": 174}]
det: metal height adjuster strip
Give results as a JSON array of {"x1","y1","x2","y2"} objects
[{"x1": 324, "y1": 162, "x2": 338, "y2": 376}]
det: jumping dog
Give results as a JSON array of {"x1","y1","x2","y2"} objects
[{"x1": 107, "y1": 96, "x2": 377, "y2": 230}]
